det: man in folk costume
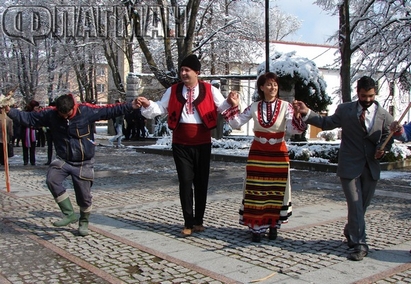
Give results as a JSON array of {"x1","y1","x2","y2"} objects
[
  {"x1": 5, "y1": 94, "x2": 141, "y2": 236},
  {"x1": 137, "y1": 54, "x2": 233, "y2": 236}
]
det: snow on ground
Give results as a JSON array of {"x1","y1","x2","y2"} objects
[{"x1": 94, "y1": 126, "x2": 411, "y2": 180}]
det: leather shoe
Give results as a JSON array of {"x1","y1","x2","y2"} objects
[
  {"x1": 193, "y1": 225, "x2": 205, "y2": 232},
  {"x1": 347, "y1": 250, "x2": 368, "y2": 261},
  {"x1": 181, "y1": 227, "x2": 192, "y2": 236},
  {"x1": 268, "y1": 227, "x2": 277, "y2": 240},
  {"x1": 252, "y1": 233, "x2": 261, "y2": 242}
]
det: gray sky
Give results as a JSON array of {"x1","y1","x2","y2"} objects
[{"x1": 275, "y1": 0, "x2": 338, "y2": 45}]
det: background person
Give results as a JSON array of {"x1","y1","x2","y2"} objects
[
  {"x1": 21, "y1": 100, "x2": 40, "y2": 166},
  {"x1": 224, "y1": 72, "x2": 306, "y2": 242},
  {"x1": 293, "y1": 76, "x2": 394, "y2": 261},
  {"x1": 109, "y1": 100, "x2": 125, "y2": 147}
]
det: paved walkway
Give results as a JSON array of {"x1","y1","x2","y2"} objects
[{"x1": 0, "y1": 141, "x2": 410, "y2": 284}]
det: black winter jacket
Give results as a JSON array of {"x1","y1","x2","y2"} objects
[{"x1": 8, "y1": 101, "x2": 133, "y2": 163}]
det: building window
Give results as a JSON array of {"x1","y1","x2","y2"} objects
[
  {"x1": 97, "y1": 67, "x2": 106, "y2": 77},
  {"x1": 96, "y1": 84, "x2": 105, "y2": 93}
]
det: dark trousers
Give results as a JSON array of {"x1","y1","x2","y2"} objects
[
  {"x1": 124, "y1": 120, "x2": 136, "y2": 139},
  {"x1": 23, "y1": 145, "x2": 36, "y2": 165},
  {"x1": 172, "y1": 143, "x2": 211, "y2": 228},
  {"x1": 136, "y1": 120, "x2": 146, "y2": 138},
  {"x1": 37, "y1": 128, "x2": 46, "y2": 147},
  {"x1": 46, "y1": 158, "x2": 94, "y2": 209},
  {"x1": 45, "y1": 130, "x2": 53, "y2": 163},
  {"x1": 341, "y1": 164, "x2": 377, "y2": 252}
]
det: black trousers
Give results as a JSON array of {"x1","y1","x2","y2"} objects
[
  {"x1": 45, "y1": 130, "x2": 53, "y2": 163},
  {"x1": 23, "y1": 145, "x2": 36, "y2": 165},
  {"x1": 172, "y1": 143, "x2": 211, "y2": 228}
]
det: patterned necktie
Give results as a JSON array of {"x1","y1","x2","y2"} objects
[
  {"x1": 360, "y1": 107, "x2": 367, "y2": 132},
  {"x1": 186, "y1": 87, "x2": 194, "y2": 114}
]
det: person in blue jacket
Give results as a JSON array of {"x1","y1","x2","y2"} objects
[
  {"x1": 390, "y1": 119, "x2": 411, "y2": 255},
  {"x1": 5, "y1": 94, "x2": 139, "y2": 236}
]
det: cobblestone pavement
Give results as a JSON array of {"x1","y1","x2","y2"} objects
[{"x1": 0, "y1": 141, "x2": 410, "y2": 284}]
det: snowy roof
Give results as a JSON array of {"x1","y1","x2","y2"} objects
[{"x1": 253, "y1": 41, "x2": 339, "y2": 70}]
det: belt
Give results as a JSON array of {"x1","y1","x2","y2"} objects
[{"x1": 254, "y1": 136, "x2": 284, "y2": 145}]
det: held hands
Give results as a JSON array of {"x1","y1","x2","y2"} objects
[
  {"x1": 135, "y1": 97, "x2": 150, "y2": 108},
  {"x1": 292, "y1": 100, "x2": 309, "y2": 116},
  {"x1": 227, "y1": 91, "x2": 240, "y2": 107}
]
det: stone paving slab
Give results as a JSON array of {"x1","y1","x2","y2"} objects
[{"x1": 0, "y1": 145, "x2": 410, "y2": 284}]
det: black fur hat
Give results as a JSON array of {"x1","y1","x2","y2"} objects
[{"x1": 180, "y1": 54, "x2": 201, "y2": 72}]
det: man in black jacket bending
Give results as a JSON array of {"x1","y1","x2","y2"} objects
[{"x1": 6, "y1": 94, "x2": 139, "y2": 236}]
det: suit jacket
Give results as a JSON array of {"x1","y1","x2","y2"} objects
[{"x1": 305, "y1": 101, "x2": 394, "y2": 180}]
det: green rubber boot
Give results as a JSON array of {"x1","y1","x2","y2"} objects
[
  {"x1": 78, "y1": 211, "x2": 90, "y2": 236},
  {"x1": 53, "y1": 196, "x2": 78, "y2": 227}
]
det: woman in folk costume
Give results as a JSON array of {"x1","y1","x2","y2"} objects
[
  {"x1": 224, "y1": 72, "x2": 306, "y2": 242},
  {"x1": 21, "y1": 100, "x2": 40, "y2": 166}
]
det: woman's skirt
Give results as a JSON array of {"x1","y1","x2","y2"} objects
[{"x1": 239, "y1": 135, "x2": 292, "y2": 234}]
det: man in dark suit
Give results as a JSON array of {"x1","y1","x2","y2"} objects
[{"x1": 293, "y1": 76, "x2": 394, "y2": 261}]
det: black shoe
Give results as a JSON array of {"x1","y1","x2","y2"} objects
[
  {"x1": 347, "y1": 250, "x2": 368, "y2": 261},
  {"x1": 268, "y1": 227, "x2": 277, "y2": 240},
  {"x1": 44, "y1": 162, "x2": 51, "y2": 165},
  {"x1": 252, "y1": 233, "x2": 261, "y2": 242},
  {"x1": 24, "y1": 162, "x2": 28, "y2": 166}
]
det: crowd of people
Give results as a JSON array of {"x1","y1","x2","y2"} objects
[{"x1": 1, "y1": 54, "x2": 409, "y2": 261}]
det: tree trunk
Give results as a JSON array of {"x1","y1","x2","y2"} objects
[{"x1": 339, "y1": 0, "x2": 352, "y2": 103}]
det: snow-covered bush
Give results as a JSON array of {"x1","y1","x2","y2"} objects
[
  {"x1": 223, "y1": 122, "x2": 232, "y2": 136},
  {"x1": 383, "y1": 143, "x2": 411, "y2": 162},
  {"x1": 211, "y1": 137, "x2": 250, "y2": 149},
  {"x1": 317, "y1": 129, "x2": 341, "y2": 141},
  {"x1": 154, "y1": 115, "x2": 171, "y2": 137},
  {"x1": 288, "y1": 146, "x2": 311, "y2": 161},
  {"x1": 149, "y1": 136, "x2": 411, "y2": 164}
]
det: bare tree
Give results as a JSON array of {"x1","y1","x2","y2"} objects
[{"x1": 315, "y1": 0, "x2": 411, "y2": 102}]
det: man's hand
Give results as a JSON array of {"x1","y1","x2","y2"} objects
[
  {"x1": 390, "y1": 121, "x2": 402, "y2": 133},
  {"x1": 136, "y1": 97, "x2": 150, "y2": 108},
  {"x1": 0, "y1": 105, "x2": 10, "y2": 114},
  {"x1": 227, "y1": 91, "x2": 239, "y2": 107},
  {"x1": 293, "y1": 100, "x2": 309, "y2": 116},
  {"x1": 374, "y1": 149, "x2": 385, "y2": 159}
]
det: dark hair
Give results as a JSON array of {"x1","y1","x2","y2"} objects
[
  {"x1": 357, "y1": 76, "x2": 377, "y2": 92},
  {"x1": 55, "y1": 94, "x2": 75, "y2": 114},
  {"x1": 256, "y1": 72, "x2": 280, "y2": 101},
  {"x1": 25, "y1": 100, "x2": 39, "y2": 112}
]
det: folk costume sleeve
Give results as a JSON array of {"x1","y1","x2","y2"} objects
[
  {"x1": 140, "y1": 88, "x2": 171, "y2": 119},
  {"x1": 223, "y1": 104, "x2": 253, "y2": 130},
  {"x1": 285, "y1": 102, "x2": 306, "y2": 135}
]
